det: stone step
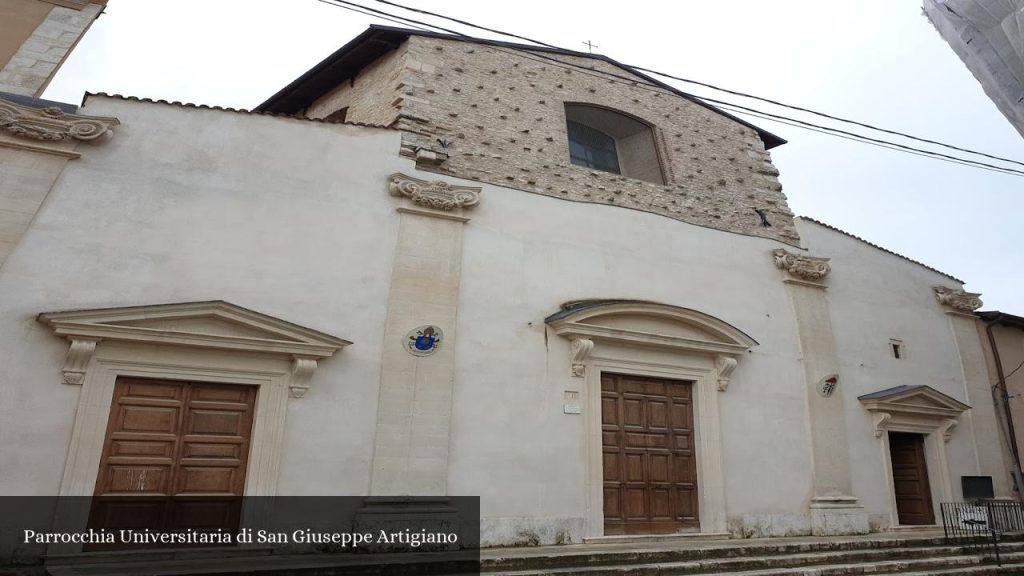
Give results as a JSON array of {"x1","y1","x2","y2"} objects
[
  {"x1": 673, "y1": 559, "x2": 1024, "y2": 576},
  {"x1": 43, "y1": 546, "x2": 275, "y2": 566},
  {"x1": 42, "y1": 549, "x2": 480, "y2": 576},
  {"x1": 481, "y1": 533, "x2": 986, "y2": 572},
  {"x1": 486, "y1": 549, "x2": 1024, "y2": 576}
]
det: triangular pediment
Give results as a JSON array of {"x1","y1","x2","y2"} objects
[
  {"x1": 859, "y1": 385, "x2": 969, "y2": 418},
  {"x1": 38, "y1": 301, "x2": 350, "y2": 358},
  {"x1": 105, "y1": 315, "x2": 304, "y2": 342}
]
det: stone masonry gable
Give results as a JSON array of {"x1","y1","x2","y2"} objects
[{"x1": 301, "y1": 32, "x2": 799, "y2": 245}]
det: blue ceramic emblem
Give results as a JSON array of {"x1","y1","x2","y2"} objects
[{"x1": 406, "y1": 325, "x2": 443, "y2": 356}]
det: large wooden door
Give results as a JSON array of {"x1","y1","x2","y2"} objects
[
  {"x1": 602, "y1": 373, "x2": 698, "y2": 534},
  {"x1": 889, "y1": 432, "x2": 935, "y2": 525},
  {"x1": 89, "y1": 377, "x2": 256, "y2": 539}
]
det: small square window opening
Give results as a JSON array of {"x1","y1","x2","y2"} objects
[{"x1": 890, "y1": 340, "x2": 904, "y2": 360}]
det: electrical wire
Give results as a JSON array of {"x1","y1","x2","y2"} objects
[
  {"x1": 1004, "y1": 359, "x2": 1024, "y2": 390},
  {"x1": 713, "y1": 103, "x2": 1024, "y2": 177},
  {"x1": 318, "y1": 0, "x2": 1024, "y2": 177},
  {"x1": 366, "y1": 0, "x2": 1024, "y2": 170}
]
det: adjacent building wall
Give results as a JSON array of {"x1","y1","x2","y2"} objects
[
  {"x1": 0, "y1": 0, "x2": 105, "y2": 97},
  {"x1": 923, "y1": 0, "x2": 1024, "y2": 139},
  {"x1": 978, "y1": 313, "x2": 1024, "y2": 492},
  {"x1": 0, "y1": 0, "x2": 54, "y2": 71}
]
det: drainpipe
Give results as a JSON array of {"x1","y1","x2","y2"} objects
[{"x1": 985, "y1": 314, "x2": 1024, "y2": 500}]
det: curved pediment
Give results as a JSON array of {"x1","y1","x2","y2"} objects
[{"x1": 545, "y1": 299, "x2": 757, "y2": 355}]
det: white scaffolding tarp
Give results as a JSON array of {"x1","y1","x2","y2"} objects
[{"x1": 924, "y1": 0, "x2": 1024, "y2": 138}]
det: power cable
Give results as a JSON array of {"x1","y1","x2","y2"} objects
[
  {"x1": 318, "y1": 0, "x2": 1024, "y2": 176},
  {"x1": 713, "y1": 103, "x2": 1024, "y2": 177},
  {"x1": 367, "y1": 0, "x2": 1024, "y2": 170}
]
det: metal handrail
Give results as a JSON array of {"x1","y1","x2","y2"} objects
[{"x1": 940, "y1": 500, "x2": 1024, "y2": 566}]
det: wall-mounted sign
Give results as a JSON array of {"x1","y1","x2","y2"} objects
[
  {"x1": 563, "y1": 390, "x2": 581, "y2": 415},
  {"x1": 817, "y1": 374, "x2": 839, "y2": 398},
  {"x1": 406, "y1": 325, "x2": 443, "y2": 356}
]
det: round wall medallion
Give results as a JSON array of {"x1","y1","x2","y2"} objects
[
  {"x1": 817, "y1": 375, "x2": 839, "y2": 398},
  {"x1": 405, "y1": 325, "x2": 443, "y2": 356}
]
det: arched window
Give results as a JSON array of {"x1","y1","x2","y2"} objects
[
  {"x1": 564, "y1": 104, "x2": 664, "y2": 184},
  {"x1": 568, "y1": 121, "x2": 620, "y2": 173}
]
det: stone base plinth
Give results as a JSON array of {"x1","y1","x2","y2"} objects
[
  {"x1": 353, "y1": 496, "x2": 463, "y2": 551},
  {"x1": 810, "y1": 496, "x2": 870, "y2": 536}
]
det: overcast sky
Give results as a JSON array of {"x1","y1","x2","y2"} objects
[{"x1": 44, "y1": 0, "x2": 1024, "y2": 312}]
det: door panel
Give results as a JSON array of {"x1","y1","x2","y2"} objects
[
  {"x1": 89, "y1": 377, "x2": 256, "y2": 545},
  {"x1": 602, "y1": 373, "x2": 698, "y2": 534},
  {"x1": 889, "y1": 432, "x2": 935, "y2": 525}
]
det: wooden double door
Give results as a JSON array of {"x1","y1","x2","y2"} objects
[
  {"x1": 889, "y1": 432, "x2": 935, "y2": 525},
  {"x1": 89, "y1": 377, "x2": 257, "y2": 539},
  {"x1": 601, "y1": 373, "x2": 699, "y2": 534}
]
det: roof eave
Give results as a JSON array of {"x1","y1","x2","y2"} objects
[{"x1": 255, "y1": 25, "x2": 787, "y2": 148}]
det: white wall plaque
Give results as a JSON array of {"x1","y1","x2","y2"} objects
[{"x1": 563, "y1": 390, "x2": 581, "y2": 414}]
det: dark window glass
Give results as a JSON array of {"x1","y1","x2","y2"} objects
[{"x1": 567, "y1": 120, "x2": 620, "y2": 174}]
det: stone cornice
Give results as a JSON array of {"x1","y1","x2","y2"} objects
[
  {"x1": 0, "y1": 98, "x2": 119, "y2": 142},
  {"x1": 388, "y1": 173, "x2": 481, "y2": 212},
  {"x1": 933, "y1": 286, "x2": 983, "y2": 313},
  {"x1": 38, "y1": 301, "x2": 350, "y2": 398},
  {"x1": 772, "y1": 249, "x2": 831, "y2": 283},
  {"x1": 547, "y1": 300, "x2": 756, "y2": 388}
]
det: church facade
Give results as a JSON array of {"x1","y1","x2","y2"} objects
[{"x1": 0, "y1": 26, "x2": 1012, "y2": 548}]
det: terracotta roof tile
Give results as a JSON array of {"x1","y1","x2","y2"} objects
[
  {"x1": 798, "y1": 216, "x2": 963, "y2": 284},
  {"x1": 83, "y1": 92, "x2": 397, "y2": 130}
]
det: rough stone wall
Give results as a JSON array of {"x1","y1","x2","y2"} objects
[
  {"x1": 0, "y1": 2, "x2": 102, "y2": 97},
  {"x1": 308, "y1": 35, "x2": 799, "y2": 245},
  {"x1": 306, "y1": 43, "x2": 411, "y2": 127}
]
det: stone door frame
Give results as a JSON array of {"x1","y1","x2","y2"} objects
[
  {"x1": 545, "y1": 300, "x2": 757, "y2": 538},
  {"x1": 37, "y1": 301, "x2": 349, "y2": 553}
]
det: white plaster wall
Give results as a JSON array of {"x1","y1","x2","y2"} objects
[
  {"x1": 797, "y1": 219, "x2": 1003, "y2": 528},
  {"x1": 449, "y1": 183, "x2": 813, "y2": 542},
  {"x1": 0, "y1": 97, "x2": 1004, "y2": 545},
  {"x1": 0, "y1": 97, "x2": 406, "y2": 496}
]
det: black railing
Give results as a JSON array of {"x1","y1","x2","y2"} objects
[{"x1": 940, "y1": 500, "x2": 1024, "y2": 566}]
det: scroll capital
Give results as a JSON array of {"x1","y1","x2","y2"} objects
[{"x1": 772, "y1": 249, "x2": 831, "y2": 284}]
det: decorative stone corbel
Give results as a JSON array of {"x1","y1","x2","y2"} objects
[
  {"x1": 872, "y1": 412, "x2": 892, "y2": 438},
  {"x1": 61, "y1": 337, "x2": 99, "y2": 385},
  {"x1": 569, "y1": 337, "x2": 594, "y2": 377},
  {"x1": 939, "y1": 418, "x2": 958, "y2": 443},
  {"x1": 772, "y1": 249, "x2": 831, "y2": 283},
  {"x1": 933, "y1": 286, "x2": 983, "y2": 313},
  {"x1": 388, "y1": 173, "x2": 481, "y2": 211},
  {"x1": 0, "y1": 98, "x2": 119, "y2": 142},
  {"x1": 714, "y1": 354, "x2": 738, "y2": 392},
  {"x1": 289, "y1": 357, "x2": 318, "y2": 399}
]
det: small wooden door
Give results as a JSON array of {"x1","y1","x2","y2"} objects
[
  {"x1": 602, "y1": 373, "x2": 698, "y2": 534},
  {"x1": 889, "y1": 432, "x2": 935, "y2": 525},
  {"x1": 89, "y1": 377, "x2": 256, "y2": 540}
]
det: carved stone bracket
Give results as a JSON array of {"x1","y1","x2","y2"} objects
[
  {"x1": 714, "y1": 355, "x2": 738, "y2": 392},
  {"x1": 939, "y1": 418, "x2": 958, "y2": 443},
  {"x1": 872, "y1": 412, "x2": 892, "y2": 438},
  {"x1": 569, "y1": 337, "x2": 594, "y2": 377},
  {"x1": 0, "y1": 98, "x2": 119, "y2": 142},
  {"x1": 772, "y1": 249, "x2": 831, "y2": 283},
  {"x1": 289, "y1": 357, "x2": 318, "y2": 399},
  {"x1": 933, "y1": 286, "x2": 983, "y2": 313},
  {"x1": 61, "y1": 337, "x2": 99, "y2": 385},
  {"x1": 388, "y1": 173, "x2": 481, "y2": 211}
]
